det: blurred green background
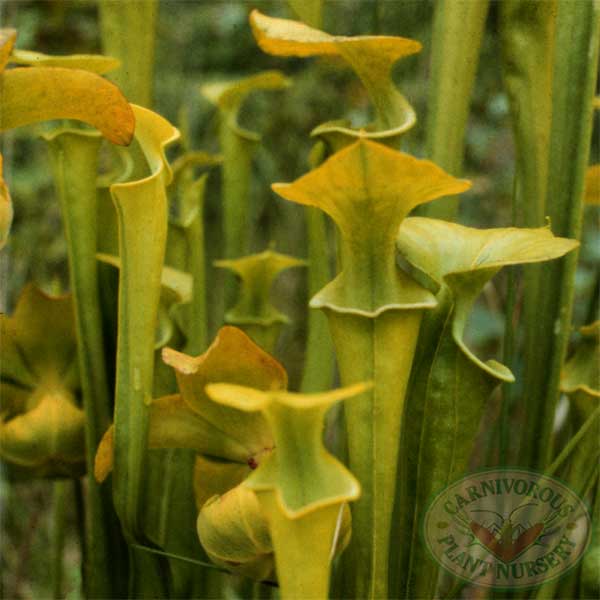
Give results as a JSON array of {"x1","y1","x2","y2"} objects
[{"x1": 0, "y1": 1, "x2": 597, "y2": 598}]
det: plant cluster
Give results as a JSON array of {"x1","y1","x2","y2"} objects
[{"x1": 0, "y1": 2, "x2": 598, "y2": 599}]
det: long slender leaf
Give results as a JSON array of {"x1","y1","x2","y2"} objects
[
  {"x1": 421, "y1": 0, "x2": 490, "y2": 220},
  {"x1": 518, "y1": 0, "x2": 600, "y2": 468}
]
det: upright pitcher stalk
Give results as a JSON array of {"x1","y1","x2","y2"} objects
[
  {"x1": 204, "y1": 382, "x2": 366, "y2": 600},
  {"x1": 395, "y1": 217, "x2": 578, "y2": 598},
  {"x1": 109, "y1": 106, "x2": 179, "y2": 545},
  {"x1": 200, "y1": 72, "x2": 289, "y2": 308},
  {"x1": 44, "y1": 129, "x2": 120, "y2": 598},
  {"x1": 273, "y1": 139, "x2": 469, "y2": 598}
]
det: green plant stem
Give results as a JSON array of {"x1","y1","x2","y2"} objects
[
  {"x1": 44, "y1": 129, "x2": 117, "y2": 599},
  {"x1": 326, "y1": 309, "x2": 422, "y2": 600},
  {"x1": 579, "y1": 474, "x2": 600, "y2": 599},
  {"x1": 500, "y1": 3, "x2": 557, "y2": 468},
  {"x1": 533, "y1": 405, "x2": 600, "y2": 599},
  {"x1": 108, "y1": 106, "x2": 179, "y2": 597},
  {"x1": 500, "y1": 178, "x2": 520, "y2": 467},
  {"x1": 500, "y1": 0, "x2": 557, "y2": 231},
  {"x1": 111, "y1": 168, "x2": 168, "y2": 542},
  {"x1": 407, "y1": 307, "x2": 504, "y2": 599},
  {"x1": 301, "y1": 207, "x2": 334, "y2": 392},
  {"x1": 421, "y1": 0, "x2": 489, "y2": 220},
  {"x1": 184, "y1": 184, "x2": 208, "y2": 354},
  {"x1": 220, "y1": 122, "x2": 256, "y2": 308},
  {"x1": 51, "y1": 480, "x2": 67, "y2": 600},
  {"x1": 98, "y1": 0, "x2": 158, "y2": 107},
  {"x1": 144, "y1": 439, "x2": 200, "y2": 595},
  {"x1": 546, "y1": 405, "x2": 600, "y2": 479},
  {"x1": 500, "y1": 268, "x2": 517, "y2": 467},
  {"x1": 259, "y1": 492, "x2": 339, "y2": 600},
  {"x1": 392, "y1": 288, "x2": 452, "y2": 599},
  {"x1": 500, "y1": 0, "x2": 557, "y2": 472},
  {"x1": 169, "y1": 173, "x2": 210, "y2": 355},
  {"x1": 518, "y1": 0, "x2": 600, "y2": 469},
  {"x1": 128, "y1": 544, "x2": 170, "y2": 598}
]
